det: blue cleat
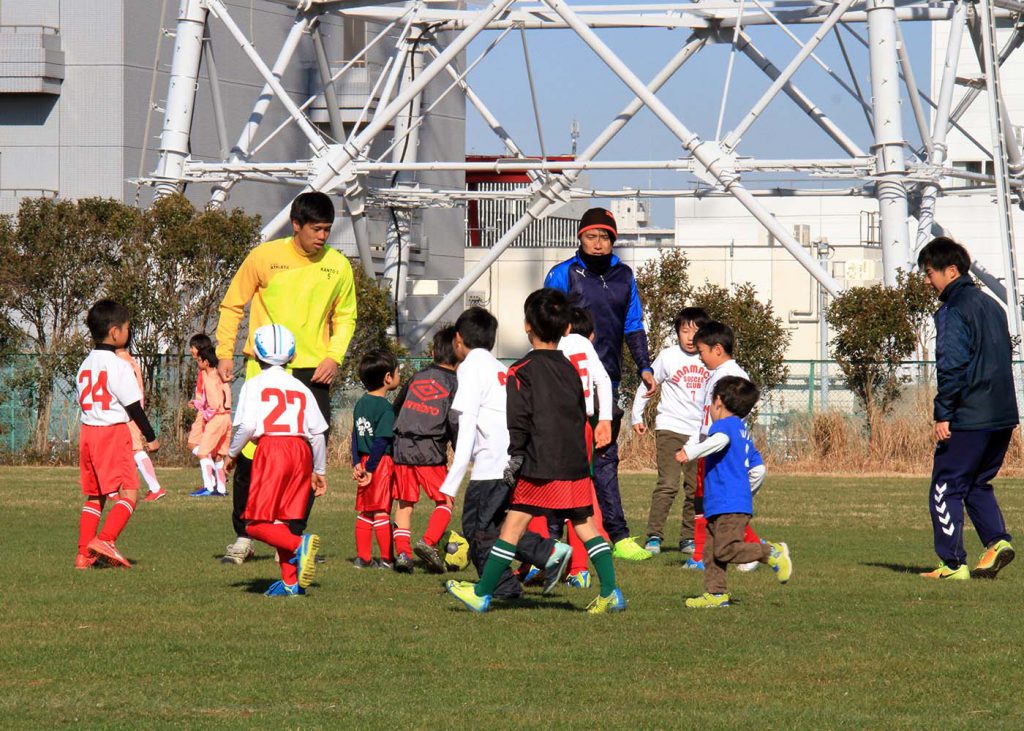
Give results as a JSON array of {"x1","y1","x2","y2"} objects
[
  {"x1": 190, "y1": 487, "x2": 214, "y2": 497},
  {"x1": 586, "y1": 587, "x2": 627, "y2": 614},
  {"x1": 565, "y1": 570, "x2": 592, "y2": 589},
  {"x1": 683, "y1": 558, "x2": 705, "y2": 571},
  {"x1": 264, "y1": 580, "x2": 305, "y2": 597},
  {"x1": 644, "y1": 536, "x2": 662, "y2": 554},
  {"x1": 543, "y1": 542, "x2": 573, "y2": 595},
  {"x1": 295, "y1": 534, "x2": 321, "y2": 588}
]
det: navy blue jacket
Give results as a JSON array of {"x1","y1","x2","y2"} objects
[
  {"x1": 933, "y1": 275, "x2": 1019, "y2": 430},
  {"x1": 545, "y1": 250, "x2": 652, "y2": 385}
]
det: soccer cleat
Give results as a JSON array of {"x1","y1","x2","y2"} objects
[
  {"x1": 586, "y1": 588, "x2": 627, "y2": 614},
  {"x1": 679, "y1": 539, "x2": 696, "y2": 555},
  {"x1": 190, "y1": 487, "x2": 214, "y2": 497},
  {"x1": 221, "y1": 537, "x2": 255, "y2": 565},
  {"x1": 521, "y1": 566, "x2": 545, "y2": 586},
  {"x1": 612, "y1": 537, "x2": 653, "y2": 561},
  {"x1": 565, "y1": 570, "x2": 592, "y2": 589},
  {"x1": 394, "y1": 552, "x2": 414, "y2": 573},
  {"x1": 685, "y1": 592, "x2": 730, "y2": 608},
  {"x1": 86, "y1": 537, "x2": 131, "y2": 568},
  {"x1": 264, "y1": 580, "x2": 305, "y2": 597},
  {"x1": 644, "y1": 536, "x2": 662, "y2": 555},
  {"x1": 446, "y1": 580, "x2": 491, "y2": 613},
  {"x1": 413, "y1": 538, "x2": 446, "y2": 574},
  {"x1": 973, "y1": 540, "x2": 1015, "y2": 579},
  {"x1": 212, "y1": 490, "x2": 228, "y2": 497},
  {"x1": 920, "y1": 562, "x2": 970, "y2": 580},
  {"x1": 353, "y1": 557, "x2": 375, "y2": 569},
  {"x1": 375, "y1": 559, "x2": 393, "y2": 570},
  {"x1": 767, "y1": 542, "x2": 792, "y2": 583},
  {"x1": 143, "y1": 489, "x2": 167, "y2": 502},
  {"x1": 736, "y1": 561, "x2": 760, "y2": 573},
  {"x1": 683, "y1": 558, "x2": 705, "y2": 571},
  {"x1": 543, "y1": 542, "x2": 573, "y2": 595},
  {"x1": 295, "y1": 534, "x2": 320, "y2": 588},
  {"x1": 74, "y1": 552, "x2": 97, "y2": 570}
]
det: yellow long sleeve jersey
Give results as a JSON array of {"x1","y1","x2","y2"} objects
[{"x1": 216, "y1": 237, "x2": 357, "y2": 369}]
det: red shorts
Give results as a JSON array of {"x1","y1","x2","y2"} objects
[
  {"x1": 242, "y1": 436, "x2": 312, "y2": 523},
  {"x1": 79, "y1": 423, "x2": 138, "y2": 496},
  {"x1": 392, "y1": 464, "x2": 447, "y2": 503},
  {"x1": 512, "y1": 476, "x2": 593, "y2": 511},
  {"x1": 356, "y1": 455, "x2": 394, "y2": 513}
]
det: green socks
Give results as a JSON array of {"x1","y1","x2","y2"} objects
[
  {"x1": 475, "y1": 539, "x2": 516, "y2": 597},
  {"x1": 585, "y1": 537, "x2": 617, "y2": 598}
]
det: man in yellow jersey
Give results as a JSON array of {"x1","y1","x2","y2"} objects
[{"x1": 215, "y1": 192, "x2": 357, "y2": 564}]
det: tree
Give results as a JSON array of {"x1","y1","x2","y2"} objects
[
  {"x1": 633, "y1": 247, "x2": 691, "y2": 351},
  {"x1": 0, "y1": 197, "x2": 137, "y2": 452},
  {"x1": 339, "y1": 261, "x2": 403, "y2": 387},
  {"x1": 826, "y1": 281, "x2": 919, "y2": 432}
]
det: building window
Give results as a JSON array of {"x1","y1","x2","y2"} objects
[{"x1": 343, "y1": 18, "x2": 366, "y2": 66}]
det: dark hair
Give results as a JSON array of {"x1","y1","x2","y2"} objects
[
  {"x1": 290, "y1": 191, "x2": 335, "y2": 227},
  {"x1": 570, "y1": 307, "x2": 595, "y2": 339},
  {"x1": 917, "y1": 236, "x2": 971, "y2": 276},
  {"x1": 455, "y1": 306, "x2": 498, "y2": 351},
  {"x1": 432, "y1": 325, "x2": 458, "y2": 367},
  {"x1": 358, "y1": 349, "x2": 398, "y2": 391},
  {"x1": 196, "y1": 344, "x2": 218, "y2": 366},
  {"x1": 694, "y1": 321, "x2": 734, "y2": 355},
  {"x1": 86, "y1": 299, "x2": 130, "y2": 343},
  {"x1": 524, "y1": 288, "x2": 572, "y2": 343},
  {"x1": 189, "y1": 333, "x2": 212, "y2": 350},
  {"x1": 674, "y1": 307, "x2": 710, "y2": 333},
  {"x1": 713, "y1": 376, "x2": 760, "y2": 418}
]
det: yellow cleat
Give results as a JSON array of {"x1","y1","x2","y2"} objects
[
  {"x1": 685, "y1": 592, "x2": 730, "y2": 608},
  {"x1": 920, "y1": 562, "x2": 969, "y2": 580},
  {"x1": 973, "y1": 540, "x2": 1014, "y2": 579},
  {"x1": 586, "y1": 588, "x2": 627, "y2": 614}
]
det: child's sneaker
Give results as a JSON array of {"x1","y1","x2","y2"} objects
[
  {"x1": 586, "y1": 588, "x2": 627, "y2": 614},
  {"x1": 973, "y1": 540, "x2": 1015, "y2": 579},
  {"x1": 644, "y1": 535, "x2": 662, "y2": 554},
  {"x1": 295, "y1": 534, "x2": 320, "y2": 588},
  {"x1": 543, "y1": 542, "x2": 573, "y2": 595},
  {"x1": 766, "y1": 542, "x2": 792, "y2": 583},
  {"x1": 190, "y1": 487, "x2": 214, "y2": 497},
  {"x1": 264, "y1": 580, "x2": 305, "y2": 597},
  {"x1": 683, "y1": 558, "x2": 705, "y2": 571},
  {"x1": 394, "y1": 552, "x2": 414, "y2": 573},
  {"x1": 221, "y1": 537, "x2": 255, "y2": 565},
  {"x1": 74, "y1": 552, "x2": 97, "y2": 570},
  {"x1": 413, "y1": 538, "x2": 446, "y2": 574},
  {"x1": 143, "y1": 488, "x2": 167, "y2": 502},
  {"x1": 920, "y1": 562, "x2": 969, "y2": 580},
  {"x1": 679, "y1": 539, "x2": 696, "y2": 555},
  {"x1": 446, "y1": 580, "x2": 491, "y2": 612},
  {"x1": 736, "y1": 561, "x2": 760, "y2": 572},
  {"x1": 86, "y1": 537, "x2": 131, "y2": 568},
  {"x1": 353, "y1": 557, "x2": 375, "y2": 569},
  {"x1": 565, "y1": 570, "x2": 592, "y2": 589},
  {"x1": 685, "y1": 592, "x2": 730, "y2": 608},
  {"x1": 521, "y1": 565, "x2": 545, "y2": 586},
  {"x1": 613, "y1": 537, "x2": 653, "y2": 561},
  {"x1": 375, "y1": 558, "x2": 393, "y2": 570}
]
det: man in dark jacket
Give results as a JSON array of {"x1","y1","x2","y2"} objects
[
  {"x1": 545, "y1": 207, "x2": 657, "y2": 561},
  {"x1": 918, "y1": 237, "x2": 1019, "y2": 580}
]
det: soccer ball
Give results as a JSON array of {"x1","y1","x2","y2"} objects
[{"x1": 442, "y1": 530, "x2": 470, "y2": 572}]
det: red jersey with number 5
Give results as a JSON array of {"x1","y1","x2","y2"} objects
[
  {"x1": 231, "y1": 365, "x2": 328, "y2": 440},
  {"x1": 76, "y1": 347, "x2": 144, "y2": 426}
]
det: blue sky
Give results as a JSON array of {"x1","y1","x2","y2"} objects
[{"x1": 463, "y1": 13, "x2": 934, "y2": 226}]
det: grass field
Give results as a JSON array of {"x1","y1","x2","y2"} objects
[{"x1": 4, "y1": 467, "x2": 1024, "y2": 729}]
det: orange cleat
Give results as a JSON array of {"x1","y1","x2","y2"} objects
[
  {"x1": 87, "y1": 537, "x2": 131, "y2": 568},
  {"x1": 143, "y1": 489, "x2": 167, "y2": 502},
  {"x1": 74, "y1": 552, "x2": 97, "y2": 570}
]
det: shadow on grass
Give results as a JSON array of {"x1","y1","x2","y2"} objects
[
  {"x1": 209, "y1": 553, "x2": 274, "y2": 563},
  {"x1": 229, "y1": 578, "x2": 322, "y2": 594},
  {"x1": 862, "y1": 561, "x2": 933, "y2": 574},
  {"x1": 443, "y1": 595, "x2": 579, "y2": 612}
]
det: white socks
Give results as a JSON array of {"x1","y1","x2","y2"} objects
[
  {"x1": 134, "y1": 451, "x2": 161, "y2": 493},
  {"x1": 200, "y1": 457, "x2": 216, "y2": 490},
  {"x1": 214, "y1": 460, "x2": 226, "y2": 494}
]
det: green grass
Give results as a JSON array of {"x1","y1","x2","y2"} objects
[{"x1": 4, "y1": 467, "x2": 1024, "y2": 729}]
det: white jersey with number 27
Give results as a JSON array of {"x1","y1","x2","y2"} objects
[
  {"x1": 232, "y1": 366, "x2": 329, "y2": 439},
  {"x1": 76, "y1": 348, "x2": 143, "y2": 426}
]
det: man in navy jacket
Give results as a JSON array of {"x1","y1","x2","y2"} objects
[
  {"x1": 918, "y1": 237, "x2": 1019, "y2": 580},
  {"x1": 545, "y1": 208, "x2": 657, "y2": 561}
]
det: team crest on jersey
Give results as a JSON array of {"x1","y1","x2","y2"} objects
[
  {"x1": 409, "y1": 379, "x2": 450, "y2": 402},
  {"x1": 356, "y1": 416, "x2": 373, "y2": 437}
]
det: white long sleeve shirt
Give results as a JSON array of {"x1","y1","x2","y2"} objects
[
  {"x1": 631, "y1": 345, "x2": 708, "y2": 436},
  {"x1": 559, "y1": 333, "x2": 613, "y2": 421},
  {"x1": 701, "y1": 358, "x2": 751, "y2": 436}
]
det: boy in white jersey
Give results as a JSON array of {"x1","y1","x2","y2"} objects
[
  {"x1": 632, "y1": 307, "x2": 710, "y2": 556},
  {"x1": 75, "y1": 300, "x2": 160, "y2": 570},
  {"x1": 439, "y1": 307, "x2": 569, "y2": 600},
  {"x1": 224, "y1": 324, "x2": 328, "y2": 597}
]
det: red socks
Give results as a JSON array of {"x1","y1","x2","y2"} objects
[
  {"x1": 744, "y1": 524, "x2": 760, "y2": 543},
  {"x1": 98, "y1": 498, "x2": 135, "y2": 542},
  {"x1": 78, "y1": 499, "x2": 103, "y2": 553},
  {"x1": 693, "y1": 514, "x2": 707, "y2": 562},
  {"x1": 422, "y1": 503, "x2": 453, "y2": 546},
  {"x1": 356, "y1": 514, "x2": 374, "y2": 562},
  {"x1": 373, "y1": 514, "x2": 392, "y2": 562},
  {"x1": 245, "y1": 522, "x2": 302, "y2": 584},
  {"x1": 394, "y1": 527, "x2": 412, "y2": 556},
  {"x1": 527, "y1": 515, "x2": 550, "y2": 538}
]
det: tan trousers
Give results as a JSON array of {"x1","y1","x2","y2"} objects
[
  {"x1": 646, "y1": 431, "x2": 699, "y2": 542},
  {"x1": 704, "y1": 513, "x2": 770, "y2": 595}
]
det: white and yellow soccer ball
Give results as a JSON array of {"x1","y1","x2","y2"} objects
[{"x1": 442, "y1": 530, "x2": 470, "y2": 572}]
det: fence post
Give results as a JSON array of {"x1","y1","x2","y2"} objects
[{"x1": 807, "y1": 360, "x2": 816, "y2": 416}]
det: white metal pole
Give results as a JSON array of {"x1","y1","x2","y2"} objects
[
  {"x1": 203, "y1": 23, "x2": 231, "y2": 160},
  {"x1": 153, "y1": 0, "x2": 208, "y2": 197},
  {"x1": 866, "y1": 0, "x2": 911, "y2": 285}
]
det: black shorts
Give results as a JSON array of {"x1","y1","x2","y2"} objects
[{"x1": 509, "y1": 503, "x2": 594, "y2": 522}]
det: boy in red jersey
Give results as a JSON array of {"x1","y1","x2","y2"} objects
[
  {"x1": 224, "y1": 324, "x2": 328, "y2": 597},
  {"x1": 75, "y1": 300, "x2": 160, "y2": 569}
]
